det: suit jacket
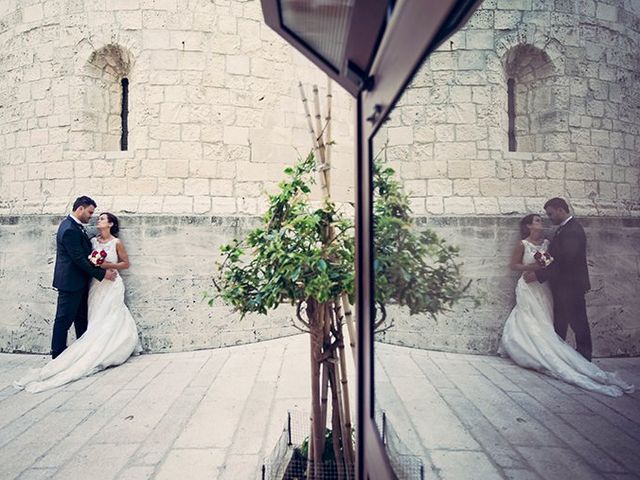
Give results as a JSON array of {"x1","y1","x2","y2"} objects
[
  {"x1": 52, "y1": 215, "x2": 106, "y2": 292},
  {"x1": 536, "y1": 217, "x2": 590, "y2": 293}
]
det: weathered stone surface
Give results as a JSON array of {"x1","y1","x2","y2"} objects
[
  {"x1": 0, "y1": 1, "x2": 639, "y2": 359},
  {"x1": 0, "y1": 215, "x2": 299, "y2": 354},
  {"x1": 377, "y1": 215, "x2": 640, "y2": 356},
  {"x1": 2, "y1": 214, "x2": 637, "y2": 356}
]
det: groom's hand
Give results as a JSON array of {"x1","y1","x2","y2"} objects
[
  {"x1": 523, "y1": 271, "x2": 537, "y2": 283},
  {"x1": 105, "y1": 269, "x2": 118, "y2": 281}
]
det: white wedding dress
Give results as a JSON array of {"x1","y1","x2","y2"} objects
[
  {"x1": 15, "y1": 238, "x2": 142, "y2": 393},
  {"x1": 498, "y1": 239, "x2": 634, "y2": 397}
]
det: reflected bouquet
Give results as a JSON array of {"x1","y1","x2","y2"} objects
[
  {"x1": 534, "y1": 250, "x2": 554, "y2": 268},
  {"x1": 89, "y1": 249, "x2": 108, "y2": 266}
]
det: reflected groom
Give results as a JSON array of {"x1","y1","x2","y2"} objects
[{"x1": 524, "y1": 197, "x2": 592, "y2": 361}]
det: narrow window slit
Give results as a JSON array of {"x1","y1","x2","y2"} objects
[
  {"x1": 507, "y1": 77, "x2": 516, "y2": 152},
  {"x1": 120, "y1": 77, "x2": 129, "y2": 151}
]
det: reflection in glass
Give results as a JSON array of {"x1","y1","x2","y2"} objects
[{"x1": 371, "y1": 96, "x2": 470, "y2": 479}]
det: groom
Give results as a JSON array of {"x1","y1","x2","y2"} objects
[
  {"x1": 51, "y1": 196, "x2": 117, "y2": 359},
  {"x1": 524, "y1": 197, "x2": 592, "y2": 361}
]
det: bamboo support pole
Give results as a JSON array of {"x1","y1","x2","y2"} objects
[
  {"x1": 299, "y1": 82, "x2": 329, "y2": 197},
  {"x1": 336, "y1": 326, "x2": 354, "y2": 469},
  {"x1": 319, "y1": 302, "x2": 332, "y2": 434},
  {"x1": 324, "y1": 78, "x2": 332, "y2": 191},
  {"x1": 329, "y1": 363, "x2": 346, "y2": 480},
  {"x1": 312, "y1": 85, "x2": 326, "y2": 164},
  {"x1": 341, "y1": 293, "x2": 357, "y2": 365}
]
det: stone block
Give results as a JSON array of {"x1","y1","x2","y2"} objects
[
  {"x1": 447, "y1": 160, "x2": 472, "y2": 178},
  {"x1": 184, "y1": 178, "x2": 210, "y2": 196},
  {"x1": 474, "y1": 197, "x2": 499, "y2": 214},
  {"x1": 45, "y1": 161, "x2": 74, "y2": 179},
  {"x1": 22, "y1": 4, "x2": 44, "y2": 22},
  {"x1": 223, "y1": 126, "x2": 249, "y2": 146},
  {"x1": 226, "y1": 55, "x2": 250, "y2": 75},
  {"x1": 566, "y1": 163, "x2": 595, "y2": 180},
  {"x1": 596, "y1": 2, "x2": 617, "y2": 22},
  {"x1": 458, "y1": 50, "x2": 486, "y2": 70},
  {"x1": 137, "y1": 196, "x2": 164, "y2": 213},
  {"x1": 453, "y1": 179, "x2": 480, "y2": 196},
  {"x1": 157, "y1": 178, "x2": 183, "y2": 195},
  {"x1": 444, "y1": 197, "x2": 475, "y2": 214},
  {"x1": 428, "y1": 179, "x2": 453, "y2": 196},
  {"x1": 128, "y1": 178, "x2": 158, "y2": 195},
  {"x1": 162, "y1": 196, "x2": 193, "y2": 213}
]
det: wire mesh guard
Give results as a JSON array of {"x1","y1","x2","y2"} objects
[
  {"x1": 262, "y1": 410, "x2": 423, "y2": 479},
  {"x1": 375, "y1": 409, "x2": 425, "y2": 480},
  {"x1": 261, "y1": 410, "x2": 353, "y2": 480}
]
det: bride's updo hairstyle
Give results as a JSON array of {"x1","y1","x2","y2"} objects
[
  {"x1": 519, "y1": 214, "x2": 539, "y2": 239},
  {"x1": 103, "y1": 212, "x2": 120, "y2": 237}
]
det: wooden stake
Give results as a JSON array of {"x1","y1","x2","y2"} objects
[
  {"x1": 341, "y1": 293, "x2": 357, "y2": 365},
  {"x1": 324, "y1": 78, "x2": 333, "y2": 192}
]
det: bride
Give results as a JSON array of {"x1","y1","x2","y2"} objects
[
  {"x1": 498, "y1": 214, "x2": 634, "y2": 397},
  {"x1": 15, "y1": 213, "x2": 141, "y2": 393}
]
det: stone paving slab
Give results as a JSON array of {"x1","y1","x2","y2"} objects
[{"x1": 0, "y1": 335, "x2": 638, "y2": 479}]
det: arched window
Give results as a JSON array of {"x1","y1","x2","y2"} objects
[
  {"x1": 504, "y1": 45, "x2": 564, "y2": 152},
  {"x1": 73, "y1": 45, "x2": 132, "y2": 151}
]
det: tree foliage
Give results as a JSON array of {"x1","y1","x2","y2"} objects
[
  {"x1": 372, "y1": 160, "x2": 470, "y2": 326},
  {"x1": 213, "y1": 151, "x2": 355, "y2": 314},
  {"x1": 213, "y1": 149, "x2": 470, "y2": 328}
]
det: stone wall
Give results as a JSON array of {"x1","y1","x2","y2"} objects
[
  {"x1": 1, "y1": 1, "x2": 639, "y2": 356},
  {"x1": 0, "y1": 214, "x2": 299, "y2": 354},
  {"x1": 0, "y1": 0, "x2": 354, "y2": 216},
  {"x1": 376, "y1": 216, "x2": 640, "y2": 358},
  {"x1": 2, "y1": 215, "x2": 637, "y2": 357}
]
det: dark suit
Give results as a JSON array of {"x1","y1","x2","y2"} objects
[
  {"x1": 535, "y1": 217, "x2": 592, "y2": 360},
  {"x1": 51, "y1": 215, "x2": 106, "y2": 358}
]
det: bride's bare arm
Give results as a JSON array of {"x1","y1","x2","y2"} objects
[
  {"x1": 510, "y1": 242, "x2": 541, "y2": 272},
  {"x1": 100, "y1": 239, "x2": 130, "y2": 270}
]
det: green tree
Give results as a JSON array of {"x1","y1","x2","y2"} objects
[{"x1": 212, "y1": 151, "x2": 469, "y2": 480}]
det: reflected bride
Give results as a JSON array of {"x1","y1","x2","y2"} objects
[{"x1": 498, "y1": 214, "x2": 634, "y2": 397}]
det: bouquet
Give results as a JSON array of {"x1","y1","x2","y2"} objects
[
  {"x1": 534, "y1": 250, "x2": 554, "y2": 268},
  {"x1": 89, "y1": 249, "x2": 108, "y2": 266}
]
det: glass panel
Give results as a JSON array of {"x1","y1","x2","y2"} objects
[
  {"x1": 370, "y1": 78, "x2": 470, "y2": 478},
  {"x1": 280, "y1": 0, "x2": 354, "y2": 70},
  {"x1": 370, "y1": 88, "x2": 428, "y2": 479}
]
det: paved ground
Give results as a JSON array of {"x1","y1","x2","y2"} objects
[{"x1": 0, "y1": 334, "x2": 638, "y2": 480}]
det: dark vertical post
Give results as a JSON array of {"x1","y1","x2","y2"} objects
[
  {"x1": 507, "y1": 77, "x2": 516, "y2": 152},
  {"x1": 120, "y1": 77, "x2": 129, "y2": 151},
  {"x1": 287, "y1": 411, "x2": 292, "y2": 446}
]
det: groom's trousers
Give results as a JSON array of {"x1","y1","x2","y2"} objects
[
  {"x1": 51, "y1": 286, "x2": 89, "y2": 359},
  {"x1": 553, "y1": 285, "x2": 592, "y2": 361}
]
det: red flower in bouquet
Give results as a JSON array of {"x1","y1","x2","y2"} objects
[
  {"x1": 534, "y1": 250, "x2": 554, "y2": 268},
  {"x1": 89, "y1": 249, "x2": 108, "y2": 266}
]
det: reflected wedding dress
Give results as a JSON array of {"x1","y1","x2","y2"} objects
[
  {"x1": 15, "y1": 238, "x2": 141, "y2": 393},
  {"x1": 498, "y1": 239, "x2": 634, "y2": 397}
]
